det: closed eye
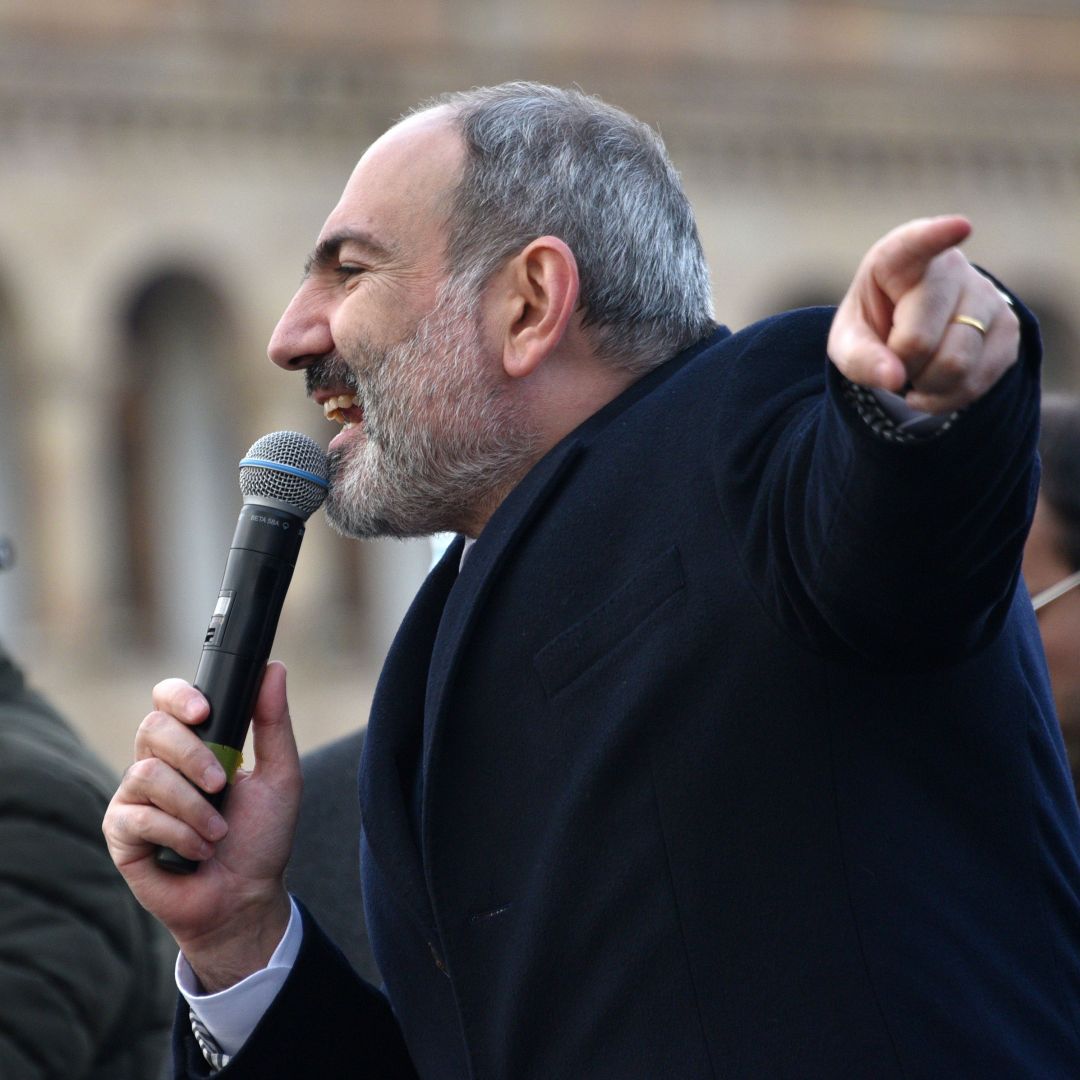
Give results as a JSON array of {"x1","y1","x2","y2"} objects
[
  {"x1": 303, "y1": 230, "x2": 394, "y2": 283},
  {"x1": 336, "y1": 263, "x2": 368, "y2": 286}
]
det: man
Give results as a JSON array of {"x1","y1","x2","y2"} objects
[
  {"x1": 103, "y1": 84, "x2": 1080, "y2": 1077},
  {"x1": 1024, "y1": 393, "x2": 1080, "y2": 800},
  {"x1": 0, "y1": 546, "x2": 174, "y2": 1078}
]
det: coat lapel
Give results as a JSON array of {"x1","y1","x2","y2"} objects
[{"x1": 358, "y1": 534, "x2": 465, "y2": 942}]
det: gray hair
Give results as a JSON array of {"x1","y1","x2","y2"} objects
[{"x1": 414, "y1": 82, "x2": 716, "y2": 375}]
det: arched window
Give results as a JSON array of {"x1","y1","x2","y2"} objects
[{"x1": 111, "y1": 270, "x2": 237, "y2": 656}]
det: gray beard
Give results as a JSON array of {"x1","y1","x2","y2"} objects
[{"x1": 313, "y1": 279, "x2": 539, "y2": 540}]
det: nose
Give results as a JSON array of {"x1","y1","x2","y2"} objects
[{"x1": 267, "y1": 283, "x2": 334, "y2": 371}]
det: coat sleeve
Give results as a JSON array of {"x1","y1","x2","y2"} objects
[
  {"x1": 172, "y1": 904, "x2": 418, "y2": 1079},
  {"x1": 0, "y1": 699, "x2": 174, "y2": 1079},
  {"x1": 712, "y1": 295, "x2": 1042, "y2": 668}
]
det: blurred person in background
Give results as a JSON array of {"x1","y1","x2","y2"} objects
[
  {"x1": 1025, "y1": 393, "x2": 1080, "y2": 800},
  {"x1": 0, "y1": 536, "x2": 174, "y2": 1079},
  {"x1": 285, "y1": 728, "x2": 379, "y2": 983}
]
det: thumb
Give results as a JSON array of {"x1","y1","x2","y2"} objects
[
  {"x1": 248, "y1": 661, "x2": 299, "y2": 781},
  {"x1": 828, "y1": 314, "x2": 909, "y2": 392}
]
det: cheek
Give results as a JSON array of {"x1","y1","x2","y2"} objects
[
  {"x1": 336, "y1": 286, "x2": 431, "y2": 350},
  {"x1": 332, "y1": 302, "x2": 373, "y2": 352}
]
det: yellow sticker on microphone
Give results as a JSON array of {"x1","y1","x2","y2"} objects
[{"x1": 206, "y1": 742, "x2": 244, "y2": 784}]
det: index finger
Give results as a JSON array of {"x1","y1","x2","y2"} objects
[
  {"x1": 870, "y1": 215, "x2": 973, "y2": 301},
  {"x1": 151, "y1": 677, "x2": 210, "y2": 726}
]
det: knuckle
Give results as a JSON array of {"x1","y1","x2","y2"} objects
[
  {"x1": 126, "y1": 755, "x2": 163, "y2": 785},
  {"x1": 129, "y1": 808, "x2": 157, "y2": 841},
  {"x1": 152, "y1": 675, "x2": 186, "y2": 697},
  {"x1": 111, "y1": 806, "x2": 145, "y2": 841},
  {"x1": 892, "y1": 328, "x2": 936, "y2": 361},
  {"x1": 930, "y1": 352, "x2": 968, "y2": 384},
  {"x1": 182, "y1": 740, "x2": 214, "y2": 774},
  {"x1": 138, "y1": 710, "x2": 169, "y2": 739},
  {"x1": 151, "y1": 677, "x2": 194, "y2": 714},
  {"x1": 939, "y1": 247, "x2": 968, "y2": 272}
]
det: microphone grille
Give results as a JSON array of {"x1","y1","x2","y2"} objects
[{"x1": 238, "y1": 431, "x2": 329, "y2": 520}]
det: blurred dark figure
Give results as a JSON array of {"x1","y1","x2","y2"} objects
[
  {"x1": 0, "y1": 540, "x2": 174, "y2": 1079},
  {"x1": 285, "y1": 729, "x2": 381, "y2": 984},
  {"x1": 1024, "y1": 394, "x2": 1080, "y2": 800}
]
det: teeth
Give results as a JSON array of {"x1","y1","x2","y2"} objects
[{"x1": 322, "y1": 394, "x2": 357, "y2": 425}]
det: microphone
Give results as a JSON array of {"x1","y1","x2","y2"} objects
[{"x1": 155, "y1": 431, "x2": 329, "y2": 874}]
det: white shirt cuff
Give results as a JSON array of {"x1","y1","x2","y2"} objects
[{"x1": 176, "y1": 895, "x2": 304, "y2": 1059}]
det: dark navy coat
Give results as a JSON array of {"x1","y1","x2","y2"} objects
[{"x1": 177, "y1": 306, "x2": 1080, "y2": 1078}]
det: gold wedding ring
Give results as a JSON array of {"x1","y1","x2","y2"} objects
[{"x1": 951, "y1": 314, "x2": 988, "y2": 337}]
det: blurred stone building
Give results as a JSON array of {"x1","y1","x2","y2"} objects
[{"x1": 0, "y1": 0, "x2": 1078, "y2": 766}]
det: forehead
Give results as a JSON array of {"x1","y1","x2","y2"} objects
[{"x1": 319, "y1": 108, "x2": 464, "y2": 256}]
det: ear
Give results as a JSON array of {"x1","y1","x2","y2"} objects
[{"x1": 497, "y1": 236, "x2": 580, "y2": 379}]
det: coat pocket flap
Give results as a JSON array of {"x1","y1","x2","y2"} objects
[{"x1": 534, "y1": 546, "x2": 686, "y2": 698}]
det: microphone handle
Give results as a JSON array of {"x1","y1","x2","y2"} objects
[{"x1": 155, "y1": 502, "x2": 305, "y2": 874}]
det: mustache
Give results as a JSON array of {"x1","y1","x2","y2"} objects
[{"x1": 304, "y1": 352, "x2": 361, "y2": 398}]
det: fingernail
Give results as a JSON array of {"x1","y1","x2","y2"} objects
[
  {"x1": 196, "y1": 841, "x2": 213, "y2": 859},
  {"x1": 207, "y1": 814, "x2": 227, "y2": 841},
  {"x1": 203, "y1": 764, "x2": 226, "y2": 790}
]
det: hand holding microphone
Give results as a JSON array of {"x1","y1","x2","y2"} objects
[{"x1": 153, "y1": 431, "x2": 329, "y2": 874}]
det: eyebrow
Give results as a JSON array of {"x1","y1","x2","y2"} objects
[{"x1": 303, "y1": 229, "x2": 396, "y2": 277}]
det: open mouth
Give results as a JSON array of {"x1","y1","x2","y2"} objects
[{"x1": 323, "y1": 393, "x2": 363, "y2": 430}]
